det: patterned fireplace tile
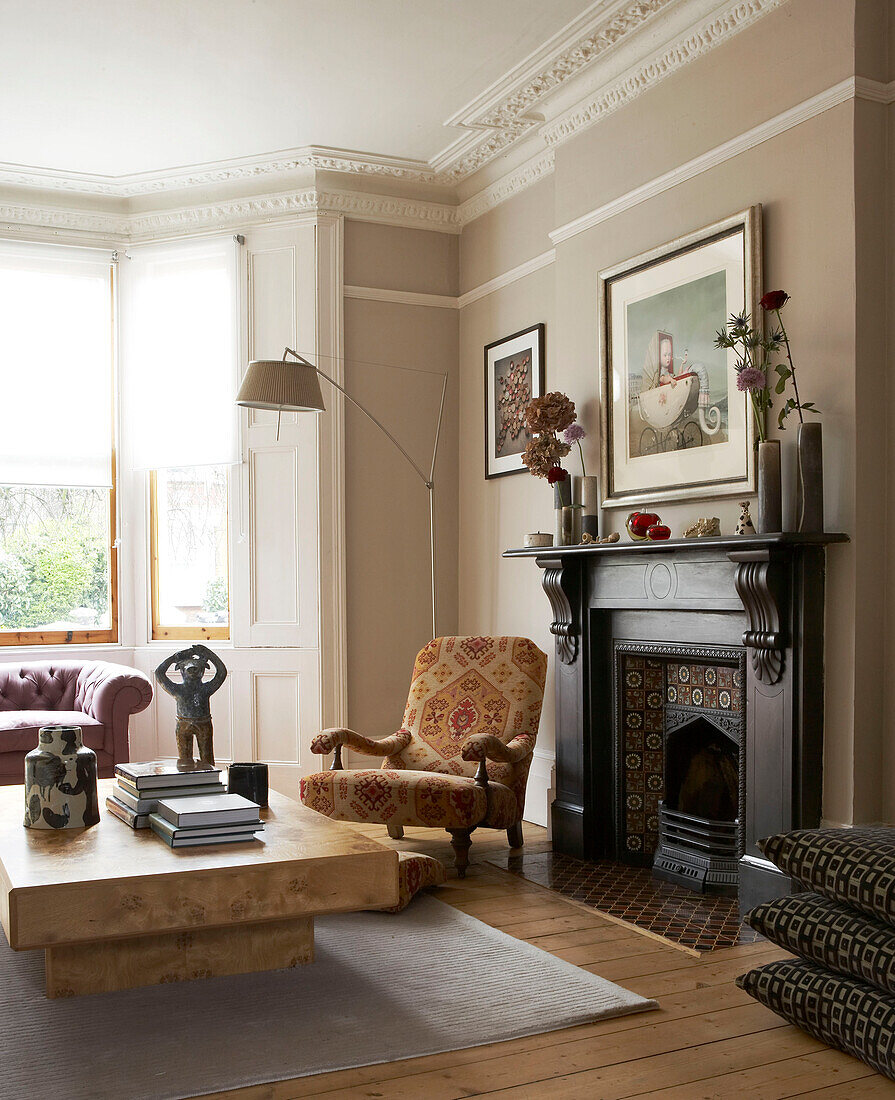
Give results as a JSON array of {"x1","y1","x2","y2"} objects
[
  {"x1": 621, "y1": 655, "x2": 744, "y2": 856},
  {"x1": 489, "y1": 850, "x2": 761, "y2": 951},
  {"x1": 622, "y1": 656, "x2": 665, "y2": 855}
]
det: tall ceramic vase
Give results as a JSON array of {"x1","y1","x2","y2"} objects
[
  {"x1": 757, "y1": 439, "x2": 782, "y2": 534},
  {"x1": 574, "y1": 475, "x2": 600, "y2": 539},
  {"x1": 23, "y1": 725, "x2": 99, "y2": 829},
  {"x1": 554, "y1": 478, "x2": 572, "y2": 546},
  {"x1": 796, "y1": 422, "x2": 824, "y2": 533}
]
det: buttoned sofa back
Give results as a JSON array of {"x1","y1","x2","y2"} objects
[{"x1": 0, "y1": 660, "x2": 153, "y2": 784}]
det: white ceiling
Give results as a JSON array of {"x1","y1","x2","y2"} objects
[{"x1": 3, "y1": 0, "x2": 596, "y2": 178}]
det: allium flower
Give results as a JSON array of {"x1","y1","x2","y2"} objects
[
  {"x1": 525, "y1": 391, "x2": 576, "y2": 434},
  {"x1": 563, "y1": 423, "x2": 586, "y2": 444},
  {"x1": 736, "y1": 366, "x2": 766, "y2": 392},
  {"x1": 760, "y1": 290, "x2": 790, "y2": 311},
  {"x1": 546, "y1": 466, "x2": 568, "y2": 485}
]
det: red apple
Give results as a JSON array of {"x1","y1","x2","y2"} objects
[
  {"x1": 647, "y1": 523, "x2": 671, "y2": 540},
  {"x1": 626, "y1": 511, "x2": 661, "y2": 540}
]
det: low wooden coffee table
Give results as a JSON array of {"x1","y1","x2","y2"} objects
[{"x1": 0, "y1": 779, "x2": 398, "y2": 997}]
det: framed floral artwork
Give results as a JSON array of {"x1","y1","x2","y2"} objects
[
  {"x1": 599, "y1": 206, "x2": 762, "y2": 507},
  {"x1": 484, "y1": 323, "x2": 545, "y2": 479}
]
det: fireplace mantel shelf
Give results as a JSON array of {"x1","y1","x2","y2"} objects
[
  {"x1": 503, "y1": 532, "x2": 848, "y2": 559},
  {"x1": 506, "y1": 528, "x2": 848, "y2": 913}
]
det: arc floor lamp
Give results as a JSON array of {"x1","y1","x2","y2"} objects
[{"x1": 236, "y1": 348, "x2": 448, "y2": 639}]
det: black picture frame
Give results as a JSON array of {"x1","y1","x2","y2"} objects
[{"x1": 484, "y1": 322, "x2": 545, "y2": 480}]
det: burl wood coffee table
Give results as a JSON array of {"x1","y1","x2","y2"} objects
[{"x1": 0, "y1": 779, "x2": 398, "y2": 997}]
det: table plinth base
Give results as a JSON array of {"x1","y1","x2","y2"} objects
[{"x1": 44, "y1": 915, "x2": 314, "y2": 997}]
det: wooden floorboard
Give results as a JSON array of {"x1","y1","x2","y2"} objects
[{"x1": 198, "y1": 821, "x2": 895, "y2": 1099}]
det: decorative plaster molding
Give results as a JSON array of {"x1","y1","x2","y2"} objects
[
  {"x1": 0, "y1": 201, "x2": 129, "y2": 238},
  {"x1": 0, "y1": 147, "x2": 440, "y2": 198},
  {"x1": 127, "y1": 190, "x2": 321, "y2": 241},
  {"x1": 2, "y1": 187, "x2": 461, "y2": 241},
  {"x1": 441, "y1": 0, "x2": 682, "y2": 181},
  {"x1": 315, "y1": 189, "x2": 461, "y2": 234},
  {"x1": 344, "y1": 285, "x2": 459, "y2": 310},
  {"x1": 542, "y1": 0, "x2": 786, "y2": 149},
  {"x1": 550, "y1": 77, "x2": 857, "y2": 245},
  {"x1": 457, "y1": 150, "x2": 555, "y2": 226},
  {"x1": 458, "y1": 250, "x2": 555, "y2": 309},
  {"x1": 854, "y1": 77, "x2": 895, "y2": 105},
  {"x1": 0, "y1": 0, "x2": 784, "y2": 205}
]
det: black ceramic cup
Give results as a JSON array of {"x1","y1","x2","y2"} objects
[{"x1": 228, "y1": 762, "x2": 269, "y2": 807}]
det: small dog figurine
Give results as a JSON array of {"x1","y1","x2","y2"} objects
[{"x1": 736, "y1": 501, "x2": 756, "y2": 535}]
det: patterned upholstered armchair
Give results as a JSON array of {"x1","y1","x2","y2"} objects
[{"x1": 300, "y1": 636, "x2": 547, "y2": 876}]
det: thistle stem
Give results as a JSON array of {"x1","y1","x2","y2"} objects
[
  {"x1": 576, "y1": 440, "x2": 586, "y2": 477},
  {"x1": 750, "y1": 391, "x2": 766, "y2": 443},
  {"x1": 776, "y1": 309, "x2": 803, "y2": 425}
]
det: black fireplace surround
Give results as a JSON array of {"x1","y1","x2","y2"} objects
[{"x1": 504, "y1": 533, "x2": 846, "y2": 915}]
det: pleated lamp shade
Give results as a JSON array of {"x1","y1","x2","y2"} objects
[{"x1": 235, "y1": 359, "x2": 326, "y2": 412}]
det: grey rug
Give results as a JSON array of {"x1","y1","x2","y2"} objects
[{"x1": 0, "y1": 895, "x2": 656, "y2": 1099}]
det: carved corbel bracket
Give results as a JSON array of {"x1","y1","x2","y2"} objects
[
  {"x1": 536, "y1": 555, "x2": 579, "y2": 664},
  {"x1": 727, "y1": 548, "x2": 788, "y2": 685}
]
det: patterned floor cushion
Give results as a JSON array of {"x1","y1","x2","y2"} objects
[
  {"x1": 300, "y1": 768, "x2": 518, "y2": 830},
  {"x1": 746, "y1": 892, "x2": 895, "y2": 997},
  {"x1": 737, "y1": 958, "x2": 895, "y2": 1080},
  {"x1": 374, "y1": 852, "x2": 447, "y2": 913},
  {"x1": 759, "y1": 828, "x2": 895, "y2": 926}
]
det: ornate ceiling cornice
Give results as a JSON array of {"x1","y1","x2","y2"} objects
[
  {"x1": 542, "y1": 0, "x2": 786, "y2": 147},
  {"x1": 0, "y1": 0, "x2": 788, "y2": 231},
  {"x1": 0, "y1": 188, "x2": 462, "y2": 242},
  {"x1": 439, "y1": 0, "x2": 680, "y2": 181},
  {"x1": 0, "y1": 148, "x2": 440, "y2": 198}
]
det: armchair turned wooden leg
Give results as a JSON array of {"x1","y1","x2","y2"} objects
[
  {"x1": 507, "y1": 821, "x2": 524, "y2": 849},
  {"x1": 387, "y1": 824, "x2": 405, "y2": 840},
  {"x1": 447, "y1": 828, "x2": 474, "y2": 878}
]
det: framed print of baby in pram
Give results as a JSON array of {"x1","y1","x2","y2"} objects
[{"x1": 599, "y1": 205, "x2": 762, "y2": 507}]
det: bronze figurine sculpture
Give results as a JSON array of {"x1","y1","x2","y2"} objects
[{"x1": 155, "y1": 644, "x2": 227, "y2": 767}]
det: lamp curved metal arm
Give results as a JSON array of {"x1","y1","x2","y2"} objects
[{"x1": 283, "y1": 348, "x2": 447, "y2": 640}]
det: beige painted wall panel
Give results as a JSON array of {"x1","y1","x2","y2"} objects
[
  {"x1": 344, "y1": 297, "x2": 458, "y2": 738},
  {"x1": 855, "y1": 0, "x2": 890, "y2": 81},
  {"x1": 852, "y1": 97, "x2": 888, "y2": 822},
  {"x1": 458, "y1": 265, "x2": 557, "y2": 786},
  {"x1": 554, "y1": 0, "x2": 856, "y2": 228},
  {"x1": 345, "y1": 221, "x2": 459, "y2": 296},
  {"x1": 458, "y1": 88, "x2": 864, "y2": 824},
  {"x1": 460, "y1": 176, "x2": 554, "y2": 294}
]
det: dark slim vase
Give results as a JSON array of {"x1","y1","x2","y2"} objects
[
  {"x1": 796, "y1": 422, "x2": 824, "y2": 533},
  {"x1": 553, "y1": 478, "x2": 572, "y2": 546},
  {"x1": 757, "y1": 439, "x2": 782, "y2": 534}
]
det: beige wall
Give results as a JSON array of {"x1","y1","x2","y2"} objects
[
  {"x1": 343, "y1": 221, "x2": 459, "y2": 738},
  {"x1": 457, "y1": 0, "x2": 887, "y2": 826}
]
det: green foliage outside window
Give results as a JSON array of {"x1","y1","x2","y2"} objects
[{"x1": 0, "y1": 488, "x2": 110, "y2": 632}]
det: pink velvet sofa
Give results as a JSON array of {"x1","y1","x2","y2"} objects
[{"x1": 0, "y1": 661, "x2": 153, "y2": 784}]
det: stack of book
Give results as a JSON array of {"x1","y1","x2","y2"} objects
[
  {"x1": 106, "y1": 761, "x2": 226, "y2": 829},
  {"x1": 149, "y1": 793, "x2": 263, "y2": 847}
]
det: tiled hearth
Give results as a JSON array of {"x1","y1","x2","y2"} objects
[{"x1": 489, "y1": 849, "x2": 761, "y2": 951}]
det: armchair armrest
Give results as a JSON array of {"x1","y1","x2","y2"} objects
[
  {"x1": 310, "y1": 727, "x2": 413, "y2": 760},
  {"x1": 76, "y1": 663, "x2": 154, "y2": 763},
  {"x1": 460, "y1": 732, "x2": 534, "y2": 765}
]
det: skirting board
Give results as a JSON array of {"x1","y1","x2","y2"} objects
[{"x1": 524, "y1": 750, "x2": 555, "y2": 834}]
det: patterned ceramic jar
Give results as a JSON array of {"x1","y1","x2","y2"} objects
[{"x1": 23, "y1": 725, "x2": 100, "y2": 829}]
